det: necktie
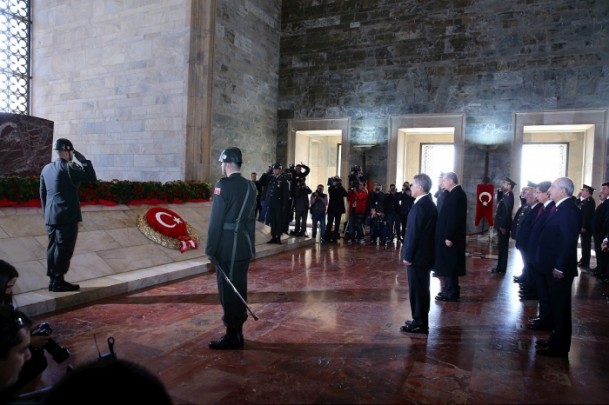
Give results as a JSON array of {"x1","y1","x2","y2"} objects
[{"x1": 536, "y1": 205, "x2": 545, "y2": 218}]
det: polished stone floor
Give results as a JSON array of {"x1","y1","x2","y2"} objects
[{"x1": 19, "y1": 236, "x2": 609, "y2": 404}]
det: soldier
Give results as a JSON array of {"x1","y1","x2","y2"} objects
[
  {"x1": 491, "y1": 177, "x2": 516, "y2": 274},
  {"x1": 206, "y1": 147, "x2": 257, "y2": 350},
  {"x1": 265, "y1": 163, "x2": 289, "y2": 244},
  {"x1": 40, "y1": 138, "x2": 97, "y2": 292},
  {"x1": 577, "y1": 184, "x2": 596, "y2": 270}
]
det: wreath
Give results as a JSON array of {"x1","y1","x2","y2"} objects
[{"x1": 137, "y1": 207, "x2": 199, "y2": 253}]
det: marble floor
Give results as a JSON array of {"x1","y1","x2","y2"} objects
[{"x1": 17, "y1": 236, "x2": 609, "y2": 404}]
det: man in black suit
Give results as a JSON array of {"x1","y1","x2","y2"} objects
[
  {"x1": 265, "y1": 163, "x2": 289, "y2": 244},
  {"x1": 514, "y1": 185, "x2": 541, "y2": 300},
  {"x1": 534, "y1": 177, "x2": 581, "y2": 358},
  {"x1": 206, "y1": 147, "x2": 257, "y2": 350},
  {"x1": 492, "y1": 177, "x2": 516, "y2": 273},
  {"x1": 577, "y1": 184, "x2": 596, "y2": 270},
  {"x1": 400, "y1": 173, "x2": 438, "y2": 335},
  {"x1": 40, "y1": 138, "x2": 97, "y2": 292},
  {"x1": 433, "y1": 172, "x2": 467, "y2": 302}
]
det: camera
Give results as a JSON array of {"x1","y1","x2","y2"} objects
[{"x1": 32, "y1": 322, "x2": 71, "y2": 363}]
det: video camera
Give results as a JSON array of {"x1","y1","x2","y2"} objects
[
  {"x1": 348, "y1": 165, "x2": 366, "y2": 191},
  {"x1": 327, "y1": 176, "x2": 341, "y2": 187},
  {"x1": 32, "y1": 322, "x2": 71, "y2": 363}
]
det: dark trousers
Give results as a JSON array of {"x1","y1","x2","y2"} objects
[
  {"x1": 268, "y1": 206, "x2": 283, "y2": 239},
  {"x1": 407, "y1": 266, "x2": 431, "y2": 327},
  {"x1": 532, "y1": 264, "x2": 552, "y2": 324},
  {"x1": 46, "y1": 223, "x2": 79, "y2": 279},
  {"x1": 546, "y1": 273, "x2": 574, "y2": 353},
  {"x1": 443, "y1": 275, "x2": 460, "y2": 300},
  {"x1": 496, "y1": 230, "x2": 510, "y2": 272},
  {"x1": 386, "y1": 213, "x2": 400, "y2": 240},
  {"x1": 326, "y1": 211, "x2": 342, "y2": 237},
  {"x1": 215, "y1": 259, "x2": 249, "y2": 330},
  {"x1": 579, "y1": 231, "x2": 592, "y2": 266},
  {"x1": 294, "y1": 209, "x2": 308, "y2": 234}
]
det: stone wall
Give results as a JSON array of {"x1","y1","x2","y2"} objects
[
  {"x1": 278, "y1": 0, "x2": 609, "y2": 187},
  {"x1": 212, "y1": 0, "x2": 281, "y2": 178}
]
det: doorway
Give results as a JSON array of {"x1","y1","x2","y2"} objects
[
  {"x1": 513, "y1": 110, "x2": 608, "y2": 193},
  {"x1": 388, "y1": 114, "x2": 465, "y2": 187}
]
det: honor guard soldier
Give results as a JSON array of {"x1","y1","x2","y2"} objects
[
  {"x1": 577, "y1": 184, "x2": 596, "y2": 269},
  {"x1": 265, "y1": 163, "x2": 289, "y2": 244},
  {"x1": 206, "y1": 147, "x2": 257, "y2": 350},
  {"x1": 40, "y1": 138, "x2": 97, "y2": 292}
]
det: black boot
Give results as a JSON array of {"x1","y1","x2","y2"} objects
[
  {"x1": 209, "y1": 327, "x2": 244, "y2": 350},
  {"x1": 48, "y1": 276, "x2": 56, "y2": 291},
  {"x1": 50, "y1": 275, "x2": 80, "y2": 292}
]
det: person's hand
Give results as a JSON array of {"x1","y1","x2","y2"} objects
[
  {"x1": 402, "y1": 259, "x2": 411, "y2": 266},
  {"x1": 445, "y1": 239, "x2": 453, "y2": 247},
  {"x1": 552, "y1": 269, "x2": 564, "y2": 279},
  {"x1": 500, "y1": 227, "x2": 506, "y2": 235},
  {"x1": 73, "y1": 150, "x2": 86, "y2": 162}
]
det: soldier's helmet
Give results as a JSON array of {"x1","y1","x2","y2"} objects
[
  {"x1": 54, "y1": 138, "x2": 74, "y2": 151},
  {"x1": 218, "y1": 147, "x2": 243, "y2": 164}
]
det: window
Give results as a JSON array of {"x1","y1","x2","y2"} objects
[
  {"x1": 521, "y1": 143, "x2": 568, "y2": 185},
  {"x1": 420, "y1": 143, "x2": 454, "y2": 180},
  {"x1": 0, "y1": 0, "x2": 30, "y2": 114}
]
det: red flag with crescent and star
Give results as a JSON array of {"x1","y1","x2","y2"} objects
[
  {"x1": 142, "y1": 207, "x2": 198, "y2": 253},
  {"x1": 475, "y1": 183, "x2": 494, "y2": 226}
]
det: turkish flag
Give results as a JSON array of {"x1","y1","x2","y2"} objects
[{"x1": 475, "y1": 184, "x2": 494, "y2": 226}]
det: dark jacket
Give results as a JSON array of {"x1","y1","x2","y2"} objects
[
  {"x1": 327, "y1": 184, "x2": 348, "y2": 214},
  {"x1": 515, "y1": 203, "x2": 542, "y2": 252},
  {"x1": 402, "y1": 193, "x2": 437, "y2": 270},
  {"x1": 40, "y1": 158, "x2": 97, "y2": 225},
  {"x1": 578, "y1": 197, "x2": 596, "y2": 233},
  {"x1": 433, "y1": 185, "x2": 467, "y2": 277},
  {"x1": 494, "y1": 191, "x2": 514, "y2": 231},
  {"x1": 535, "y1": 198, "x2": 581, "y2": 277},
  {"x1": 205, "y1": 172, "x2": 256, "y2": 265}
]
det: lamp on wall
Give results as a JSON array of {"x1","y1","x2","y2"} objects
[{"x1": 353, "y1": 144, "x2": 376, "y2": 174}]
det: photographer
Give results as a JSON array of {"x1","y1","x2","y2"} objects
[
  {"x1": 325, "y1": 176, "x2": 348, "y2": 242},
  {"x1": 309, "y1": 185, "x2": 328, "y2": 243},
  {"x1": 291, "y1": 180, "x2": 312, "y2": 237},
  {"x1": 348, "y1": 165, "x2": 366, "y2": 192},
  {"x1": 0, "y1": 305, "x2": 32, "y2": 403},
  {"x1": 0, "y1": 260, "x2": 71, "y2": 396},
  {"x1": 398, "y1": 182, "x2": 415, "y2": 242},
  {"x1": 345, "y1": 182, "x2": 368, "y2": 244}
]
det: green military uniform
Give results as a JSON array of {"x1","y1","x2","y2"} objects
[{"x1": 206, "y1": 147, "x2": 256, "y2": 349}]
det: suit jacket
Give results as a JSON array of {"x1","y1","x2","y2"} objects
[
  {"x1": 526, "y1": 201, "x2": 555, "y2": 265},
  {"x1": 515, "y1": 203, "x2": 542, "y2": 252},
  {"x1": 40, "y1": 158, "x2": 97, "y2": 225},
  {"x1": 494, "y1": 191, "x2": 514, "y2": 231},
  {"x1": 535, "y1": 198, "x2": 581, "y2": 277},
  {"x1": 402, "y1": 193, "x2": 437, "y2": 270},
  {"x1": 433, "y1": 185, "x2": 467, "y2": 277},
  {"x1": 206, "y1": 173, "x2": 257, "y2": 265}
]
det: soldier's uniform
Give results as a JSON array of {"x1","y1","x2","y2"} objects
[
  {"x1": 206, "y1": 147, "x2": 256, "y2": 350},
  {"x1": 577, "y1": 185, "x2": 596, "y2": 268},
  {"x1": 265, "y1": 164, "x2": 289, "y2": 243},
  {"x1": 40, "y1": 138, "x2": 97, "y2": 292}
]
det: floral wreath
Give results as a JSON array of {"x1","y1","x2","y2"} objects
[{"x1": 137, "y1": 207, "x2": 199, "y2": 253}]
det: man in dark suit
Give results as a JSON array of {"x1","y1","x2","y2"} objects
[
  {"x1": 433, "y1": 172, "x2": 467, "y2": 302},
  {"x1": 400, "y1": 173, "x2": 438, "y2": 335},
  {"x1": 534, "y1": 177, "x2": 581, "y2": 358},
  {"x1": 492, "y1": 177, "x2": 516, "y2": 273},
  {"x1": 525, "y1": 181, "x2": 554, "y2": 330},
  {"x1": 40, "y1": 138, "x2": 97, "y2": 292},
  {"x1": 577, "y1": 184, "x2": 596, "y2": 270},
  {"x1": 206, "y1": 147, "x2": 257, "y2": 350},
  {"x1": 514, "y1": 185, "x2": 542, "y2": 300}
]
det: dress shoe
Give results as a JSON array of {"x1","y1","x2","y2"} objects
[
  {"x1": 435, "y1": 294, "x2": 459, "y2": 302},
  {"x1": 50, "y1": 280, "x2": 80, "y2": 292},
  {"x1": 535, "y1": 339, "x2": 551, "y2": 348},
  {"x1": 536, "y1": 347, "x2": 568, "y2": 358},
  {"x1": 267, "y1": 238, "x2": 277, "y2": 244},
  {"x1": 208, "y1": 333, "x2": 244, "y2": 350},
  {"x1": 400, "y1": 323, "x2": 428, "y2": 334},
  {"x1": 519, "y1": 293, "x2": 538, "y2": 301}
]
